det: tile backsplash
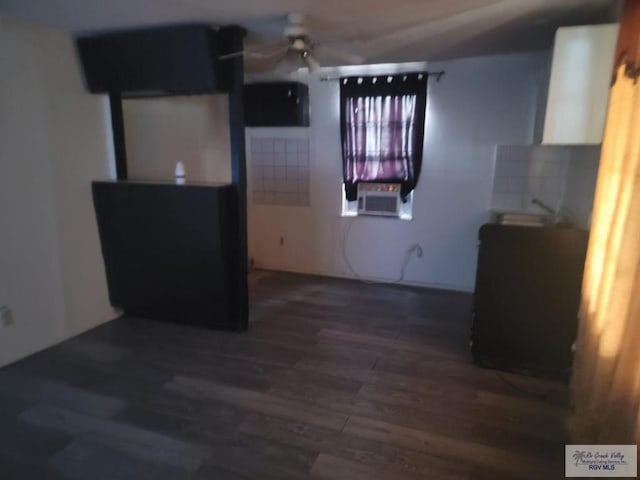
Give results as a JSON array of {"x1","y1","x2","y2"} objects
[
  {"x1": 561, "y1": 146, "x2": 601, "y2": 228},
  {"x1": 492, "y1": 145, "x2": 570, "y2": 211},
  {"x1": 491, "y1": 144, "x2": 600, "y2": 228},
  {"x1": 250, "y1": 137, "x2": 311, "y2": 207}
]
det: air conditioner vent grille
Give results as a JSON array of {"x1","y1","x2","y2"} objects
[{"x1": 365, "y1": 195, "x2": 398, "y2": 213}]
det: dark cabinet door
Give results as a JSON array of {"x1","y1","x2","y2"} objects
[
  {"x1": 244, "y1": 82, "x2": 310, "y2": 127},
  {"x1": 92, "y1": 182, "x2": 242, "y2": 330},
  {"x1": 77, "y1": 25, "x2": 226, "y2": 95},
  {"x1": 471, "y1": 225, "x2": 589, "y2": 379}
]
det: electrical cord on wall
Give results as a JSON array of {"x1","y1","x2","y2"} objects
[{"x1": 342, "y1": 216, "x2": 423, "y2": 285}]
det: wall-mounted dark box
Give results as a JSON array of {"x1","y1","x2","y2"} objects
[
  {"x1": 77, "y1": 25, "x2": 232, "y2": 96},
  {"x1": 244, "y1": 82, "x2": 310, "y2": 127}
]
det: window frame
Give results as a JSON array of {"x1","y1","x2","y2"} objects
[{"x1": 340, "y1": 72, "x2": 428, "y2": 204}]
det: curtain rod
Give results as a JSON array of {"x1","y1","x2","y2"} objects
[{"x1": 319, "y1": 70, "x2": 445, "y2": 83}]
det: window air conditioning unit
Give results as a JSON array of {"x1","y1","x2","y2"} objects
[{"x1": 357, "y1": 183, "x2": 401, "y2": 217}]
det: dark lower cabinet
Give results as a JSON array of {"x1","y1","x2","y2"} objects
[
  {"x1": 92, "y1": 181, "x2": 245, "y2": 330},
  {"x1": 471, "y1": 224, "x2": 589, "y2": 380}
]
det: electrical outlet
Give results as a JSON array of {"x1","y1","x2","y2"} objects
[{"x1": 1, "y1": 306, "x2": 13, "y2": 327}]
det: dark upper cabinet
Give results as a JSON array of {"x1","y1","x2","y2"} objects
[
  {"x1": 244, "y1": 82, "x2": 310, "y2": 127},
  {"x1": 76, "y1": 25, "x2": 233, "y2": 95}
]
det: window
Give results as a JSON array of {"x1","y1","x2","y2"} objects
[{"x1": 340, "y1": 73, "x2": 428, "y2": 216}]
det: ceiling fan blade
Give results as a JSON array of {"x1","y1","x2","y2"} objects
[
  {"x1": 303, "y1": 53, "x2": 321, "y2": 72},
  {"x1": 273, "y1": 50, "x2": 303, "y2": 74},
  {"x1": 220, "y1": 46, "x2": 286, "y2": 61},
  {"x1": 315, "y1": 45, "x2": 365, "y2": 65},
  {"x1": 243, "y1": 40, "x2": 289, "y2": 53},
  {"x1": 238, "y1": 11, "x2": 369, "y2": 71},
  {"x1": 219, "y1": 51, "x2": 245, "y2": 60},
  {"x1": 245, "y1": 50, "x2": 290, "y2": 74}
]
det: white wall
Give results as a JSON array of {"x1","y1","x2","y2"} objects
[
  {"x1": 123, "y1": 95, "x2": 231, "y2": 183},
  {"x1": 0, "y1": 15, "x2": 115, "y2": 367},
  {"x1": 543, "y1": 24, "x2": 618, "y2": 144},
  {"x1": 247, "y1": 52, "x2": 548, "y2": 292}
]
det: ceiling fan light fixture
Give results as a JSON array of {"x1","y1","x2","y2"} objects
[{"x1": 290, "y1": 37, "x2": 307, "y2": 51}]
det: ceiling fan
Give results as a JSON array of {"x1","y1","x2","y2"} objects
[{"x1": 219, "y1": 13, "x2": 364, "y2": 73}]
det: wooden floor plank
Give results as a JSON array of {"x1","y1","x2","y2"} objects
[
  {"x1": 0, "y1": 451, "x2": 65, "y2": 480},
  {"x1": 239, "y1": 414, "x2": 468, "y2": 480},
  {"x1": 48, "y1": 441, "x2": 191, "y2": 480},
  {"x1": 0, "y1": 270, "x2": 569, "y2": 479},
  {"x1": 309, "y1": 453, "x2": 464, "y2": 480},
  {"x1": 0, "y1": 370, "x2": 126, "y2": 418},
  {"x1": 19, "y1": 405, "x2": 210, "y2": 473},
  {"x1": 164, "y1": 375, "x2": 350, "y2": 431},
  {"x1": 343, "y1": 415, "x2": 562, "y2": 480}
]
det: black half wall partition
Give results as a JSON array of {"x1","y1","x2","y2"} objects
[
  {"x1": 78, "y1": 24, "x2": 249, "y2": 330},
  {"x1": 92, "y1": 181, "x2": 242, "y2": 329}
]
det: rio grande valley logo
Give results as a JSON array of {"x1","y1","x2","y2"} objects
[{"x1": 565, "y1": 445, "x2": 637, "y2": 477}]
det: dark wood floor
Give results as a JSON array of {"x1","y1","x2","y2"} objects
[{"x1": 0, "y1": 270, "x2": 570, "y2": 479}]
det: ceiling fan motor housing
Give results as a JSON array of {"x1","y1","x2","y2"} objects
[{"x1": 285, "y1": 26, "x2": 308, "y2": 38}]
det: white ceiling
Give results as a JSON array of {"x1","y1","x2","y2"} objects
[{"x1": 0, "y1": 0, "x2": 619, "y2": 66}]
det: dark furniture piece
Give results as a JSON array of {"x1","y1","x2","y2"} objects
[
  {"x1": 92, "y1": 181, "x2": 243, "y2": 330},
  {"x1": 76, "y1": 25, "x2": 232, "y2": 96},
  {"x1": 244, "y1": 82, "x2": 310, "y2": 127},
  {"x1": 471, "y1": 224, "x2": 589, "y2": 380},
  {"x1": 77, "y1": 24, "x2": 249, "y2": 331}
]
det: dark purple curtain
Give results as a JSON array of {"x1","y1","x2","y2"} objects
[{"x1": 340, "y1": 73, "x2": 427, "y2": 201}]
